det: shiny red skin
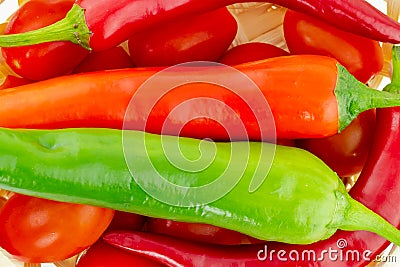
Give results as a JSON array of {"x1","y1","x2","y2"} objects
[
  {"x1": 1, "y1": 0, "x2": 89, "y2": 81},
  {"x1": 219, "y1": 42, "x2": 289, "y2": 65},
  {"x1": 104, "y1": 106, "x2": 400, "y2": 266},
  {"x1": 146, "y1": 218, "x2": 263, "y2": 245},
  {"x1": 76, "y1": 0, "x2": 400, "y2": 52},
  {"x1": 3, "y1": 0, "x2": 396, "y2": 78},
  {"x1": 297, "y1": 109, "x2": 376, "y2": 178},
  {"x1": 0, "y1": 194, "x2": 115, "y2": 263},
  {"x1": 73, "y1": 46, "x2": 134, "y2": 73},
  {"x1": 107, "y1": 211, "x2": 146, "y2": 231},
  {"x1": 128, "y1": 8, "x2": 237, "y2": 67},
  {"x1": 0, "y1": 75, "x2": 31, "y2": 89},
  {"x1": 283, "y1": 9, "x2": 384, "y2": 83},
  {"x1": 76, "y1": 240, "x2": 164, "y2": 267}
]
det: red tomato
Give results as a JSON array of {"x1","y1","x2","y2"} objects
[
  {"x1": 146, "y1": 218, "x2": 263, "y2": 245},
  {"x1": 276, "y1": 139, "x2": 295, "y2": 147},
  {"x1": 73, "y1": 46, "x2": 134, "y2": 73},
  {"x1": 283, "y1": 9, "x2": 384, "y2": 83},
  {"x1": 107, "y1": 211, "x2": 146, "y2": 231},
  {"x1": 1, "y1": 0, "x2": 89, "y2": 81},
  {"x1": 219, "y1": 42, "x2": 289, "y2": 65},
  {"x1": 296, "y1": 110, "x2": 376, "y2": 178},
  {"x1": 0, "y1": 194, "x2": 114, "y2": 263},
  {"x1": 77, "y1": 240, "x2": 164, "y2": 267},
  {"x1": 128, "y1": 8, "x2": 237, "y2": 67},
  {"x1": 0, "y1": 75, "x2": 31, "y2": 89}
]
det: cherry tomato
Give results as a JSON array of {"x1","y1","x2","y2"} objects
[
  {"x1": 128, "y1": 8, "x2": 237, "y2": 67},
  {"x1": 276, "y1": 139, "x2": 295, "y2": 147},
  {"x1": 107, "y1": 211, "x2": 146, "y2": 231},
  {"x1": 0, "y1": 194, "x2": 114, "y2": 263},
  {"x1": 73, "y1": 46, "x2": 134, "y2": 73},
  {"x1": 146, "y1": 218, "x2": 263, "y2": 245},
  {"x1": 219, "y1": 42, "x2": 289, "y2": 65},
  {"x1": 0, "y1": 75, "x2": 31, "y2": 89},
  {"x1": 283, "y1": 9, "x2": 384, "y2": 83},
  {"x1": 296, "y1": 110, "x2": 376, "y2": 178},
  {"x1": 77, "y1": 240, "x2": 164, "y2": 267},
  {"x1": 1, "y1": 0, "x2": 89, "y2": 81}
]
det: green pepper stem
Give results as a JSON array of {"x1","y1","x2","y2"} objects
[
  {"x1": 339, "y1": 195, "x2": 400, "y2": 247},
  {"x1": 0, "y1": 4, "x2": 91, "y2": 50},
  {"x1": 383, "y1": 45, "x2": 400, "y2": 94},
  {"x1": 335, "y1": 63, "x2": 400, "y2": 132}
]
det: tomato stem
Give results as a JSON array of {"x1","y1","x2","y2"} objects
[
  {"x1": 0, "y1": 4, "x2": 91, "y2": 50},
  {"x1": 336, "y1": 63, "x2": 400, "y2": 132}
]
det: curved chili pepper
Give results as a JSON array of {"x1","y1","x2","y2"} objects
[
  {"x1": 145, "y1": 218, "x2": 263, "y2": 245},
  {"x1": 102, "y1": 46, "x2": 400, "y2": 267},
  {"x1": 0, "y1": 0, "x2": 399, "y2": 52},
  {"x1": 0, "y1": 55, "x2": 399, "y2": 140},
  {"x1": 76, "y1": 240, "x2": 164, "y2": 267},
  {"x1": 1, "y1": 127, "x2": 400, "y2": 247}
]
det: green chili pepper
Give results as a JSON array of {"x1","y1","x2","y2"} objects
[{"x1": 0, "y1": 127, "x2": 400, "y2": 246}]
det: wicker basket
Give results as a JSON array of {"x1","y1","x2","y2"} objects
[{"x1": 0, "y1": 1, "x2": 399, "y2": 266}]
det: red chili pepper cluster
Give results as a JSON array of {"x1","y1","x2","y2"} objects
[{"x1": 0, "y1": 1, "x2": 399, "y2": 266}]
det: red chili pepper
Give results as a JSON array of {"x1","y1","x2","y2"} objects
[
  {"x1": 1, "y1": 0, "x2": 399, "y2": 52},
  {"x1": 72, "y1": 46, "x2": 134, "y2": 73},
  {"x1": 0, "y1": 55, "x2": 399, "y2": 140},
  {"x1": 128, "y1": 8, "x2": 237, "y2": 67},
  {"x1": 68, "y1": 0, "x2": 400, "y2": 48},
  {"x1": 102, "y1": 46, "x2": 400, "y2": 267},
  {"x1": 146, "y1": 218, "x2": 263, "y2": 245},
  {"x1": 76, "y1": 240, "x2": 164, "y2": 267},
  {"x1": 283, "y1": 9, "x2": 384, "y2": 83},
  {"x1": 1, "y1": 0, "x2": 89, "y2": 81},
  {"x1": 219, "y1": 42, "x2": 289, "y2": 66}
]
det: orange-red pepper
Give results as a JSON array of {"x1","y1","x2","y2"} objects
[{"x1": 0, "y1": 55, "x2": 399, "y2": 140}]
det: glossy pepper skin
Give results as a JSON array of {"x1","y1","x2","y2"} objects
[
  {"x1": 1, "y1": 128, "x2": 400, "y2": 247},
  {"x1": 1, "y1": 0, "x2": 400, "y2": 52},
  {"x1": 128, "y1": 8, "x2": 238, "y2": 67},
  {"x1": 1, "y1": 55, "x2": 400, "y2": 140},
  {"x1": 145, "y1": 218, "x2": 263, "y2": 245},
  {"x1": 80, "y1": 0, "x2": 400, "y2": 49},
  {"x1": 104, "y1": 46, "x2": 400, "y2": 267},
  {"x1": 76, "y1": 240, "x2": 164, "y2": 267}
]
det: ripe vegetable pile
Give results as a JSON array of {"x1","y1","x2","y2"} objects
[{"x1": 0, "y1": 1, "x2": 400, "y2": 266}]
